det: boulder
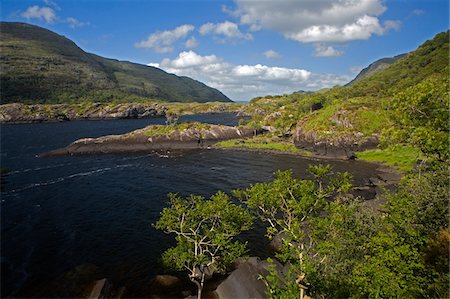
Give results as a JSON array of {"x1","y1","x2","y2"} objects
[{"x1": 215, "y1": 257, "x2": 281, "y2": 299}]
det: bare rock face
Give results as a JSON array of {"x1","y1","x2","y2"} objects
[
  {"x1": 43, "y1": 124, "x2": 257, "y2": 156},
  {"x1": 293, "y1": 125, "x2": 379, "y2": 158},
  {"x1": 214, "y1": 257, "x2": 278, "y2": 299}
]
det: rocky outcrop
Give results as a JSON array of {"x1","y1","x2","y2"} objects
[
  {"x1": 213, "y1": 257, "x2": 274, "y2": 299},
  {"x1": 43, "y1": 124, "x2": 258, "y2": 156},
  {"x1": 0, "y1": 103, "x2": 167, "y2": 123},
  {"x1": 294, "y1": 125, "x2": 378, "y2": 159}
]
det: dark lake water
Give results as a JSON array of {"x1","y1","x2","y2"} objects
[{"x1": 1, "y1": 113, "x2": 379, "y2": 297}]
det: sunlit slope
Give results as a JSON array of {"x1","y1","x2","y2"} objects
[{"x1": 0, "y1": 22, "x2": 231, "y2": 104}]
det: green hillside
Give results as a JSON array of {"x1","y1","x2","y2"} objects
[
  {"x1": 244, "y1": 30, "x2": 448, "y2": 135},
  {"x1": 241, "y1": 30, "x2": 448, "y2": 164},
  {"x1": 0, "y1": 22, "x2": 231, "y2": 104},
  {"x1": 346, "y1": 53, "x2": 405, "y2": 85}
]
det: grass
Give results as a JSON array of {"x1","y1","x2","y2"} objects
[
  {"x1": 215, "y1": 137, "x2": 312, "y2": 155},
  {"x1": 356, "y1": 145, "x2": 423, "y2": 172}
]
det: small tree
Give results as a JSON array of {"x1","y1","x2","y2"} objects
[
  {"x1": 234, "y1": 165, "x2": 352, "y2": 298},
  {"x1": 155, "y1": 191, "x2": 253, "y2": 299}
]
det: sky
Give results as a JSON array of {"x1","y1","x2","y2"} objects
[{"x1": 1, "y1": 0, "x2": 448, "y2": 101}]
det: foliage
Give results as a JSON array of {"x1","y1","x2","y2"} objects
[
  {"x1": 356, "y1": 145, "x2": 423, "y2": 172},
  {"x1": 228, "y1": 162, "x2": 448, "y2": 298},
  {"x1": 308, "y1": 163, "x2": 449, "y2": 298},
  {"x1": 234, "y1": 166, "x2": 352, "y2": 297},
  {"x1": 240, "y1": 30, "x2": 448, "y2": 154},
  {"x1": 381, "y1": 75, "x2": 449, "y2": 161},
  {"x1": 154, "y1": 192, "x2": 253, "y2": 299}
]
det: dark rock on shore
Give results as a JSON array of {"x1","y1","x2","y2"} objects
[
  {"x1": 15, "y1": 264, "x2": 123, "y2": 298},
  {"x1": 294, "y1": 125, "x2": 379, "y2": 159},
  {"x1": 214, "y1": 257, "x2": 273, "y2": 299},
  {"x1": 43, "y1": 124, "x2": 257, "y2": 156}
]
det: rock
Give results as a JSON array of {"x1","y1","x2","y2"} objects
[
  {"x1": 146, "y1": 274, "x2": 191, "y2": 298},
  {"x1": 215, "y1": 257, "x2": 279, "y2": 299},
  {"x1": 86, "y1": 278, "x2": 111, "y2": 299},
  {"x1": 293, "y1": 124, "x2": 379, "y2": 159},
  {"x1": 347, "y1": 151, "x2": 357, "y2": 160},
  {"x1": 0, "y1": 103, "x2": 167, "y2": 123},
  {"x1": 149, "y1": 274, "x2": 181, "y2": 288},
  {"x1": 43, "y1": 124, "x2": 258, "y2": 156},
  {"x1": 268, "y1": 232, "x2": 288, "y2": 253}
]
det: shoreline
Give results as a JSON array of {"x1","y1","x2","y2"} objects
[{"x1": 213, "y1": 146, "x2": 402, "y2": 185}]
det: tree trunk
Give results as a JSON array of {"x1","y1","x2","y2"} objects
[
  {"x1": 191, "y1": 277, "x2": 203, "y2": 299},
  {"x1": 197, "y1": 283, "x2": 203, "y2": 299}
]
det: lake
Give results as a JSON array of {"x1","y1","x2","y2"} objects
[{"x1": 1, "y1": 113, "x2": 379, "y2": 297}]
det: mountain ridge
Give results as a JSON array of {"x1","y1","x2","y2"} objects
[
  {"x1": 0, "y1": 22, "x2": 231, "y2": 104},
  {"x1": 346, "y1": 53, "x2": 406, "y2": 85}
]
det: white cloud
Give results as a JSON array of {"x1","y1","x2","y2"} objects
[
  {"x1": 199, "y1": 21, "x2": 252, "y2": 42},
  {"x1": 232, "y1": 0, "x2": 400, "y2": 44},
  {"x1": 185, "y1": 37, "x2": 198, "y2": 49},
  {"x1": 383, "y1": 20, "x2": 401, "y2": 31},
  {"x1": 135, "y1": 25, "x2": 195, "y2": 53},
  {"x1": 412, "y1": 9, "x2": 425, "y2": 16},
  {"x1": 21, "y1": 5, "x2": 56, "y2": 23},
  {"x1": 314, "y1": 44, "x2": 343, "y2": 57},
  {"x1": 264, "y1": 50, "x2": 281, "y2": 59},
  {"x1": 66, "y1": 17, "x2": 89, "y2": 28},
  {"x1": 43, "y1": 0, "x2": 60, "y2": 10},
  {"x1": 160, "y1": 51, "x2": 221, "y2": 68},
  {"x1": 149, "y1": 51, "x2": 350, "y2": 101}
]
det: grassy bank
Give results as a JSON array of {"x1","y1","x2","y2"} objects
[
  {"x1": 215, "y1": 136, "x2": 312, "y2": 155},
  {"x1": 356, "y1": 145, "x2": 422, "y2": 172}
]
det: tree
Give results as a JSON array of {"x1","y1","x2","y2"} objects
[
  {"x1": 382, "y1": 75, "x2": 449, "y2": 161},
  {"x1": 154, "y1": 191, "x2": 253, "y2": 299},
  {"x1": 308, "y1": 163, "x2": 449, "y2": 298},
  {"x1": 234, "y1": 165, "x2": 352, "y2": 298}
]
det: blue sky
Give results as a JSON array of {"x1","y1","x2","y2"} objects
[{"x1": 1, "y1": 0, "x2": 448, "y2": 101}]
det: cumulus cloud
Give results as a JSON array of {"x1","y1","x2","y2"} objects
[
  {"x1": 199, "y1": 21, "x2": 252, "y2": 42},
  {"x1": 314, "y1": 44, "x2": 343, "y2": 57},
  {"x1": 264, "y1": 50, "x2": 281, "y2": 59},
  {"x1": 185, "y1": 37, "x2": 198, "y2": 49},
  {"x1": 135, "y1": 25, "x2": 195, "y2": 53},
  {"x1": 66, "y1": 17, "x2": 89, "y2": 28},
  {"x1": 21, "y1": 5, "x2": 56, "y2": 23},
  {"x1": 21, "y1": 3, "x2": 90, "y2": 29},
  {"x1": 149, "y1": 51, "x2": 350, "y2": 101},
  {"x1": 232, "y1": 0, "x2": 400, "y2": 44}
]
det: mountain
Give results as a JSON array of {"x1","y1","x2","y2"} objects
[
  {"x1": 346, "y1": 54, "x2": 406, "y2": 85},
  {"x1": 0, "y1": 22, "x2": 231, "y2": 104}
]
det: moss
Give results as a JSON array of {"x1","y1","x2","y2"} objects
[{"x1": 356, "y1": 145, "x2": 423, "y2": 172}]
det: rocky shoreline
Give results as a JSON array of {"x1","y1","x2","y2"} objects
[
  {"x1": 0, "y1": 102, "x2": 244, "y2": 123},
  {"x1": 42, "y1": 124, "x2": 259, "y2": 156},
  {"x1": 0, "y1": 103, "x2": 168, "y2": 123}
]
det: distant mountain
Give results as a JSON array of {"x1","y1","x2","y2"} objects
[
  {"x1": 0, "y1": 22, "x2": 231, "y2": 104},
  {"x1": 346, "y1": 54, "x2": 406, "y2": 85}
]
